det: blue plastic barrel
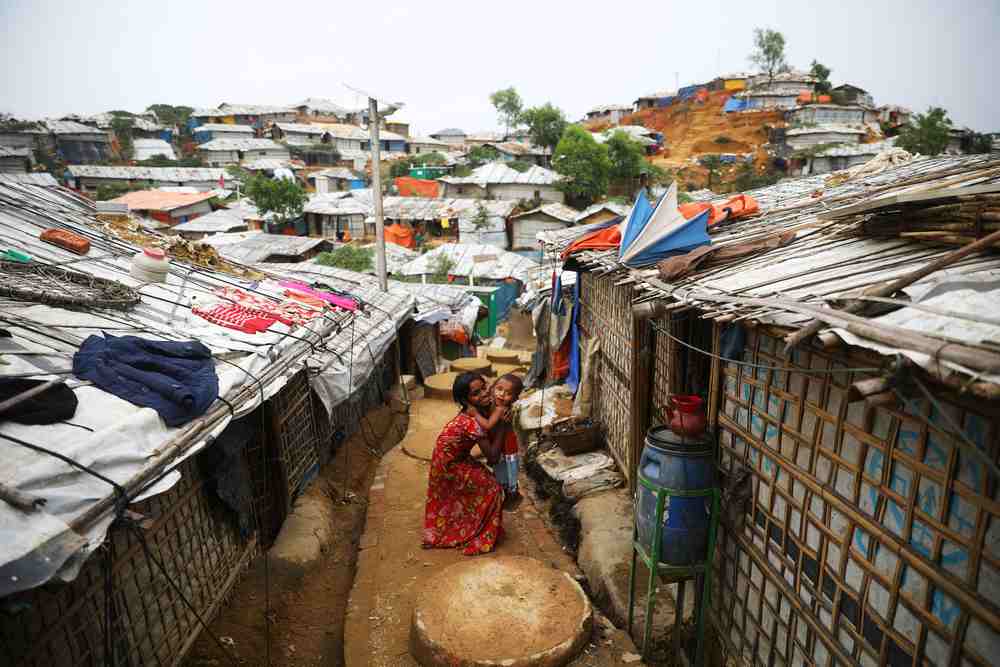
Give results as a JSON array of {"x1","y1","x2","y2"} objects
[{"x1": 635, "y1": 426, "x2": 716, "y2": 565}]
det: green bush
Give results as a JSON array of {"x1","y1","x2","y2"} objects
[{"x1": 314, "y1": 245, "x2": 374, "y2": 273}]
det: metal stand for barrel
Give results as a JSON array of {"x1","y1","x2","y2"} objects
[{"x1": 627, "y1": 479, "x2": 720, "y2": 666}]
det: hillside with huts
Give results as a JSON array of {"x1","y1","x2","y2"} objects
[{"x1": 1, "y1": 21, "x2": 999, "y2": 667}]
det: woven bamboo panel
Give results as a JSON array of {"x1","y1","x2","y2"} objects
[
  {"x1": 267, "y1": 369, "x2": 320, "y2": 513},
  {"x1": 578, "y1": 273, "x2": 638, "y2": 483},
  {"x1": 0, "y1": 455, "x2": 255, "y2": 667},
  {"x1": 710, "y1": 328, "x2": 1000, "y2": 667}
]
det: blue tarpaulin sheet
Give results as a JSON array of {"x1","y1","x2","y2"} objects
[
  {"x1": 493, "y1": 281, "x2": 519, "y2": 322},
  {"x1": 723, "y1": 97, "x2": 748, "y2": 113}
]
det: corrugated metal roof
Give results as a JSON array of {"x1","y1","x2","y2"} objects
[
  {"x1": 408, "y1": 135, "x2": 450, "y2": 147},
  {"x1": 66, "y1": 165, "x2": 229, "y2": 182},
  {"x1": 132, "y1": 138, "x2": 177, "y2": 161},
  {"x1": 310, "y1": 167, "x2": 358, "y2": 180},
  {"x1": 198, "y1": 138, "x2": 286, "y2": 151},
  {"x1": 636, "y1": 90, "x2": 676, "y2": 100},
  {"x1": 41, "y1": 119, "x2": 106, "y2": 135},
  {"x1": 587, "y1": 104, "x2": 632, "y2": 114},
  {"x1": 511, "y1": 203, "x2": 579, "y2": 223},
  {"x1": 171, "y1": 208, "x2": 248, "y2": 233},
  {"x1": 305, "y1": 192, "x2": 370, "y2": 216},
  {"x1": 242, "y1": 158, "x2": 296, "y2": 171},
  {"x1": 431, "y1": 128, "x2": 466, "y2": 137},
  {"x1": 438, "y1": 162, "x2": 563, "y2": 186},
  {"x1": 273, "y1": 122, "x2": 329, "y2": 136},
  {"x1": 201, "y1": 233, "x2": 331, "y2": 263},
  {"x1": 814, "y1": 138, "x2": 898, "y2": 158},
  {"x1": 293, "y1": 98, "x2": 350, "y2": 114},
  {"x1": 194, "y1": 123, "x2": 255, "y2": 134},
  {"x1": 0, "y1": 146, "x2": 30, "y2": 158},
  {"x1": 574, "y1": 201, "x2": 630, "y2": 222},
  {"x1": 111, "y1": 189, "x2": 216, "y2": 212},
  {"x1": 0, "y1": 172, "x2": 58, "y2": 186},
  {"x1": 785, "y1": 124, "x2": 869, "y2": 137},
  {"x1": 195, "y1": 104, "x2": 297, "y2": 117}
]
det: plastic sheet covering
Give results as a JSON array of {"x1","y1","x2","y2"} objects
[
  {"x1": 254, "y1": 263, "x2": 417, "y2": 415},
  {"x1": 831, "y1": 272, "x2": 1000, "y2": 385},
  {"x1": 515, "y1": 384, "x2": 575, "y2": 431},
  {"x1": 396, "y1": 243, "x2": 538, "y2": 283}
]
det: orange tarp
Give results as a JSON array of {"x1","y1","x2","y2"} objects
[
  {"x1": 679, "y1": 193, "x2": 759, "y2": 227},
  {"x1": 384, "y1": 223, "x2": 416, "y2": 249},
  {"x1": 395, "y1": 177, "x2": 439, "y2": 198}
]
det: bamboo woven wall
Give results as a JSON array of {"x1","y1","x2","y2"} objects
[
  {"x1": 578, "y1": 272, "x2": 640, "y2": 484},
  {"x1": 0, "y1": 454, "x2": 255, "y2": 667},
  {"x1": 710, "y1": 328, "x2": 1000, "y2": 667},
  {"x1": 0, "y1": 363, "x2": 389, "y2": 667}
]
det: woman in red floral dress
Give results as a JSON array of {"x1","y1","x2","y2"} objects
[{"x1": 422, "y1": 372, "x2": 505, "y2": 555}]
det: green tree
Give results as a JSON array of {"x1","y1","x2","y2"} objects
[
  {"x1": 965, "y1": 131, "x2": 993, "y2": 154},
  {"x1": 749, "y1": 28, "x2": 788, "y2": 86},
  {"x1": 809, "y1": 60, "x2": 832, "y2": 95},
  {"x1": 467, "y1": 145, "x2": 501, "y2": 168},
  {"x1": 552, "y1": 125, "x2": 611, "y2": 207},
  {"x1": 245, "y1": 173, "x2": 308, "y2": 224},
  {"x1": 146, "y1": 104, "x2": 195, "y2": 132},
  {"x1": 110, "y1": 116, "x2": 135, "y2": 159},
  {"x1": 606, "y1": 130, "x2": 646, "y2": 184},
  {"x1": 489, "y1": 87, "x2": 523, "y2": 138},
  {"x1": 471, "y1": 202, "x2": 491, "y2": 230},
  {"x1": 521, "y1": 103, "x2": 567, "y2": 152},
  {"x1": 896, "y1": 107, "x2": 951, "y2": 156},
  {"x1": 701, "y1": 155, "x2": 723, "y2": 189},
  {"x1": 506, "y1": 160, "x2": 532, "y2": 172}
]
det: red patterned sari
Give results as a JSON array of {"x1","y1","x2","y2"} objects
[{"x1": 422, "y1": 412, "x2": 504, "y2": 555}]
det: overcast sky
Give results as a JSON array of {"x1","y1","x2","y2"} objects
[{"x1": 3, "y1": 0, "x2": 998, "y2": 134}]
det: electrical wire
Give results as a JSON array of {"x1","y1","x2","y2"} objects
[{"x1": 646, "y1": 318, "x2": 885, "y2": 375}]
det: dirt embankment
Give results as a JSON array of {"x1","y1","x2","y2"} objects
[{"x1": 626, "y1": 91, "x2": 787, "y2": 191}]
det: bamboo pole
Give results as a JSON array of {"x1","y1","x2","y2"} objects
[
  {"x1": 784, "y1": 227, "x2": 1000, "y2": 351},
  {"x1": 682, "y1": 289, "x2": 1000, "y2": 374}
]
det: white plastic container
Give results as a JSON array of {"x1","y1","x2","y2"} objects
[{"x1": 131, "y1": 247, "x2": 169, "y2": 283}]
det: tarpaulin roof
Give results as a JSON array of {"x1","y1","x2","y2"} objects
[
  {"x1": 0, "y1": 178, "x2": 414, "y2": 596},
  {"x1": 397, "y1": 243, "x2": 538, "y2": 282}
]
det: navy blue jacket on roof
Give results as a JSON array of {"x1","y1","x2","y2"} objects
[{"x1": 73, "y1": 334, "x2": 219, "y2": 427}]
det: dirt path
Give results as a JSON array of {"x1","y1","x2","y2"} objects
[
  {"x1": 184, "y1": 406, "x2": 404, "y2": 667},
  {"x1": 344, "y1": 396, "x2": 637, "y2": 666}
]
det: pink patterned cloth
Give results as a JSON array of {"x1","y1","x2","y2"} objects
[
  {"x1": 214, "y1": 287, "x2": 324, "y2": 327},
  {"x1": 278, "y1": 280, "x2": 359, "y2": 311},
  {"x1": 192, "y1": 303, "x2": 276, "y2": 334}
]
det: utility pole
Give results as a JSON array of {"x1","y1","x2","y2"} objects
[
  {"x1": 346, "y1": 83, "x2": 403, "y2": 293},
  {"x1": 368, "y1": 97, "x2": 387, "y2": 292}
]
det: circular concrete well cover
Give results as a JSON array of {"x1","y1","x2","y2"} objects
[
  {"x1": 450, "y1": 357, "x2": 493, "y2": 374},
  {"x1": 410, "y1": 556, "x2": 593, "y2": 666},
  {"x1": 424, "y1": 372, "x2": 460, "y2": 400}
]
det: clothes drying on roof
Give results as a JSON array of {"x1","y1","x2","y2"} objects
[
  {"x1": 0, "y1": 378, "x2": 78, "y2": 425},
  {"x1": 72, "y1": 335, "x2": 219, "y2": 427},
  {"x1": 279, "y1": 280, "x2": 360, "y2": 311},
  {"x1": 215, "y1": 286, "x2": 321, "y2": 327},
  {"x1": 193, "y1": 302, "x2": 279, "y2": 334}
]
